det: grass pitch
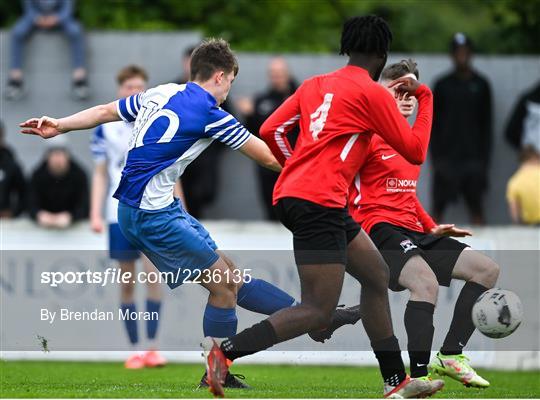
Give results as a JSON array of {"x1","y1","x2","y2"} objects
[{"x1": 1, "y1": 360, "x2": 539, "y2": 398}]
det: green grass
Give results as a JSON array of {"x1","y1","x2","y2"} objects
[{"x1": 1, "y1": 360, "x2": 539, "y2": 398}]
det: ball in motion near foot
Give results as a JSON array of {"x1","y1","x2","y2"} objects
[{"x1": 472, "y1": 288, "x2": 523, "y2": 338}]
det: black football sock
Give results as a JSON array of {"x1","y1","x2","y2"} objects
[
  {"x1": 405, "y1": 301, "x2": 435, "y2": 377},
  {"x1": 441, "y1": 281, "x2": 488, "y2": 355},
  {"x1": 220, "y1": 319, "x2": 278, "y2": 361},
  {"x1": 372, "y1": 335, "x2": 407, "y2": 386}
]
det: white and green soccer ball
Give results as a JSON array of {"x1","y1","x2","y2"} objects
[{"x1": 472, "y1": 288, "x2": 523, "y2": 339}]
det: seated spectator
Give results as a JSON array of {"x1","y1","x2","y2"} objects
[
  {"x1": 506, "y1": 146, "x2": 540, "y2": 225},
  {"x1": 0, "y1": 121, "x2": 27, "y2": 218},
  {"x1": 6, "y1": 0, "x2": 88, "y2": 101},
  {"x1": 29, "y1": 146, "x2": 88, "y2": 228},
  {"x1": 505, "y1": 80, "x2": 540, "y2": 151},
  {"x1": 237, "y1": 57, "x2": 298, "y2": 220}
]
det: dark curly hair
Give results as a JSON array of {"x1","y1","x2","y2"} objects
[{"x1": 340, "y1": 15, "x2": 393, "y2": 57}]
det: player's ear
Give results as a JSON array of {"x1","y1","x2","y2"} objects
[{"x1": 215, "y1": 70, "x2": 225, "y2": 85}]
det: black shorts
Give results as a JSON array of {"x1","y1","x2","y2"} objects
[
  {"x1": 274, "y1": 197, "x2": 361, "y2": 265},
  {"x1": 369, "y1": 223, "x2": 469, "y2": 291}
]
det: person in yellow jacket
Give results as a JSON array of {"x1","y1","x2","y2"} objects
[{"x1": 506, "y1": 146, "x2": 540, "y2": 225}]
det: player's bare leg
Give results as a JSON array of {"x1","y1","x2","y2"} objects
[
  {"x1": 431, "y1": 249, "x2": 499, "y2": 388},
  {"x1": 346, "y1": 230, "x2": 443, "y2": 398},
  {"x1": 266, "y1": 264, "x2": 345, "y2": 340}
]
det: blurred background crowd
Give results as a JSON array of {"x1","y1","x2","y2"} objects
[{"x1": 0, "y1": 0, "x2": 539, "y2": 228}]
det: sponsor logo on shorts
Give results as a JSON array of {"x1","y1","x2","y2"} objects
[
  {"x1": 400, "y1": 239, "x2": 418, "y2": 253},
  {"x1": 386, "y1": 178, "x2": 417, "y2": 193}
]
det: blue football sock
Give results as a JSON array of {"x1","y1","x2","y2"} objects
[
  {"x1": 120, "y1": 303, "x2": 138, "y2": 345},
  {"x1": 237, "y1": 278, "x2": 296, "y2": 315},
  {"x1": 146, "y1": 299, "x2": 161, "y2": 340},
  {"x1": 203, "y1": 303, "x2": 238, "y2": 338}
]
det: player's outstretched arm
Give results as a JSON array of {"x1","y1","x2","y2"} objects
[
  {"x1": 239, "y1": 136, "x2": 282, "y2": 172},
  {"x1": 369, "y1": 77, "x2": 433, "y2": 165},
  {"x1": 20, "y1": 101, "x2": 120, "y2": 139}
]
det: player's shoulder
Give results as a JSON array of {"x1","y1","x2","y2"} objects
[{"x1": 146, "y1": 82, "x2": 186, "y2": 96}]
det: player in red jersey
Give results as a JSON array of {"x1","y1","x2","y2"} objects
[
  {"x1": 202, "y1": 16, "x2": 444, "y2": 398},
  {"x1": 348, "y1": 60, "x2": 500, "y2": 388}
]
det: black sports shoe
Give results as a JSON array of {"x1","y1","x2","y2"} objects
[
  {"x1": 309, "y1": 304, "x2": 362, "y2": 343},
  {"x1": 72, "y1": 78, "x2": 89, "y2": 100},
  {"x1": 5, "y1": 79, "x2": 24, "y2": 101},
  {"x1": 198, "y1": 371, "x2": 251, "y2": 389}
]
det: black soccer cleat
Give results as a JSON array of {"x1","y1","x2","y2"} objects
[
  {"x1": 308, "y1": 304, "x2": 362, "y2": 343},
  {"x1": 198, "y1": 371, "x2": 251, "y2": 389}
]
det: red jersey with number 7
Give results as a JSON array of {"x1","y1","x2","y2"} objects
[{"x1": 260, "y1": 65, "x2": 433, "y2": 208}]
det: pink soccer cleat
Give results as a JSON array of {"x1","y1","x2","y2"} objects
[{"x1": 143, "y1": 350, "x2": 167, "y2": 368}]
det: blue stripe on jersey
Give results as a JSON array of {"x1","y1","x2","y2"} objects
[
  {"x1": 206, "y1": 107, "x2": 252, "y2": 150},
  {"x1": 114, "y1": 82, "x2": 253, "y2": 209},
  {"x1": 116, "y1": 93, "x2": 141, "y2": 122}
]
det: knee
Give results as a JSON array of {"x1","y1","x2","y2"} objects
[
  {"x1": 476, "y1": 259, "x2": 500, "y2": 287},
  {"x1": 62, "y1": 20, "x2": 83, "y2": 38},
  {"x1": 12, "y1": 20, "x2": 32, "y2": 40},
  {"x1": 212, "y1": 280, "x2": 238, "y2": 304},
  {"x1": 305, "y1": 305, "x2": 334, "y2": 331},
  {"x1": 121, "y1": 282, "x2": 135, "y2": 300},
  {"x1": 356, "y1": 258, "x2": 390, "y2": 292},
  {"x1": 407, "y1": 271, "x2": 438, "y2": 301}
]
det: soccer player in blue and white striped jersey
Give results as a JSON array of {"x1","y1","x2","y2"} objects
[{"x1": 20, "y1": 39, "x2": 299, "y2": 388}]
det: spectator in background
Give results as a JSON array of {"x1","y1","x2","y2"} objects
[
  {"x1": 505, "y1": 80, "x2": 540, "y2": 152},
  {"x1": 29, "y1": 146, "x2": 88, "y2": 228},
  {"x1": 5, "y1": 0, "x2": 88, "y2": 101},
  {"x1": 506, "y1": 146, "x2": 540, "y2": 225},
  {"x1": 173, "y1": 46, "x2": 228, "y2": 218},
  {"x1": 237, "y1": 57, "x2": 298, "y2": 220},
  {"x1": 0, "y1": 121, "x2": 27, "y2": 218},
  {"x1": 430, "y1": 33, "x2": 492, "y2": 225}
]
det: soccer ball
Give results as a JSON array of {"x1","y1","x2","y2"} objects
[{"x1": 472, "y1": 288, "x2": 523, "y2": 338}]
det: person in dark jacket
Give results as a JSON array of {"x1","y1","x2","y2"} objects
[
  {"x1": 29, "y1": 146, "x2": 88, "y2": 228},
  {"x1": 505, "y1": 80, "x2": 540, "y2": 151},
  {"x1": 238, "y1": 57, "x2": 298, "y2": 220},
  {"x1": 0, "y1": 121, "x2": 27, "y2": 218},
  {"x1": 430, "y1": 33, "x2": 492, "y2": 225}
]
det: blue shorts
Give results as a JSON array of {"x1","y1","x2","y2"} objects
[
  {"x1": 109, "y1": 223, "x2": 140, "y2": 261},
  {"x1": 117, "y1": 199, "x2": 219, "y2": 289}
]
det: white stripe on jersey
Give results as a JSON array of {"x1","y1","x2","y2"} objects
[
  {"x1": 228, "y1": 129, "x2": 250, "y2": 149},
  {"x1": 211, "y1": 122, "x2": 240, "y2": 140},
  {"x1": 125, "y1": 97, "x2": 137, "y2": 119},
  {"x1": 274, "y1": 114, "x2": 300, "y2": 158},
  {"x1": 340, "y1": 133, "x2": 359, "y2": 161},
  {"x1": 205, "y1": 114, "x2": 234, "y2": 132},
  {"x1": 222, "y1": 126, "x2": 242, "y2": 143}
]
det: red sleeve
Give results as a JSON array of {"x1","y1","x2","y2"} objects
[
  {"x1": 367, "y1": 84, "x2": 433, "y2": 165},
  {"x1": 259, "y1": 90, "x2": 301, "y2": 166},
  {"x1": 414, "y1": 196, "x2": 436, "y2": 232}
]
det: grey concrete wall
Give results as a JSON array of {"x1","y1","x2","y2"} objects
[{"x1": 1, "y1": 30, "x2": 539, "y2": 222}]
